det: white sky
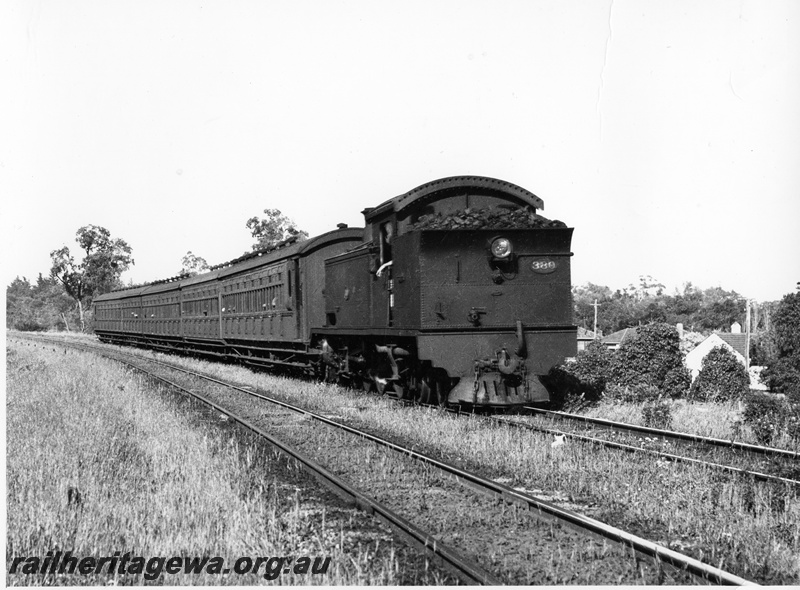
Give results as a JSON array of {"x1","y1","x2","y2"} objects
[{"x1": 2, "y1": 0, "x2": 799, "y2": 302}]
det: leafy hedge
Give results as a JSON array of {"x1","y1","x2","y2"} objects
[
  {"x1": 546, "y1": 323, "x2": 692, "y2": 408},
  {"x1": 762, "y1": 292, "x2": 800, "y2": 399},
  {"x1": 761, "y1": 356, "x2": 800, "y2": 401},
  {"x1": 609, "y1": 322, "x2": 691, "y2": 398},
  {"x1": 543, "y1": 340, "x2": 613, "y2": 409},
  {"x1": 741, "y1": 393, "x2": 800, "y2": 445},
  {"x1": 567, "y1": 340, "x2": 613, "y2": 397},
  {"x1": 689, "y1": 345, "x2": 750, "y2": 402}
]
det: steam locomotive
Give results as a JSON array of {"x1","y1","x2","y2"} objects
[{"x1": 93, "y1": 176, "x2": 576, "y2": 407}]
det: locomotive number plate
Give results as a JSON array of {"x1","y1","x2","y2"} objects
[{"x1": 531, "y1": 259, "x2": 557, "y2": 274}]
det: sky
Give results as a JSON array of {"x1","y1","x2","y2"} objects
[{"x1": 2, "y1": 0, "x2": 799, "y2": 304}]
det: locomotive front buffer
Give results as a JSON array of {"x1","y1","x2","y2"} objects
[{"x1": 472, "y1": 321, "x2": 530, "y2": 404}]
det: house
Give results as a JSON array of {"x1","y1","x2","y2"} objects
[
  {"x1": 684, "y1": 322, "x2": 750, "y2": 382},
  {"x1": 576, "y1": 326, "x2": 598, "y2": 352},
  {"x1": 601, "y1": 327, "x2": 638, "y2": 351}
]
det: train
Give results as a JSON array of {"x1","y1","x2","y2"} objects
[{"x1": 93, "y1": 176, "x2": 576, "y2": 408}]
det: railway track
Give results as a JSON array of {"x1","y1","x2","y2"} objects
[
  {"x1": 16, "y1": 334, "x2": 758, "y2": 585},
  {"x1": 490, "y1": 407, "x2": 800, "y2": 487},
  {"x1": 526, "y1": 407, "x2": 800, "y2": 458},
  {"x1": 13, "y1": 336, "x2": 494, "y2": 584}
]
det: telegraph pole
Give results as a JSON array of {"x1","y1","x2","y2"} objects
[
  {"x1": 592, "y1": 299, "x2": 600, "y2": 339},
  {"x1": 745, "y1": 300, "x2": 751, "y2": 367}
]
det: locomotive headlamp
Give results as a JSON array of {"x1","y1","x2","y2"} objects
[{"x1": 490, "y1": 237, "x2": 513, "y2": 259}]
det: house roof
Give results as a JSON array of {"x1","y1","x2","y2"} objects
[
  {"x1": 715, "y1": 332, "x2": 748, "y2": 358},
  {"x1": 577, "y1": 326, "x2": 597, "y2": 340},
  {"x1": 685, "y1": 333, "x2": 747, "y2": 372},
  {"x1": 602, "y1": 327, "x2": 638, "y2": 346}
]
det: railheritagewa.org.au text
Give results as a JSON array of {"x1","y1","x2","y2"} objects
[{"x1": 8, "y1": 551, "x2": 331, "y2": 581}]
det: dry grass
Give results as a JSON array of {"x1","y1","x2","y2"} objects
[
  {"x1": 5, "y1": 340, "x2": 419, "y2": 585},
  {"x1": 581, "y1": 397, "x2": 800, "y2": 452},
  {"x1": 141, "y1": 351, "x2": 800, "y2": 585},
  {"x1": 13, "y1": 334, "x2": 800, "y2": 584}
]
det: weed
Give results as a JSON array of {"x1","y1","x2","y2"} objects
[{"x1": 641, "y1": 400, "x2": 673, "y2": 430}]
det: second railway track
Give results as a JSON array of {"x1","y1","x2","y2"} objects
[{"x1": 502, "y1": 407, "x2": 800, "y2": 486}]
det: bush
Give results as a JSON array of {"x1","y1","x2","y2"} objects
[
  {"x1": 662, "y1": 365, "x2": 692, "y2": 399},
  {"x1": 566, "y1": 340, "x2": 613, "y2": 397},
  {"x1": 541, "y1": 365, "x2": 583, "y2": 410},
  {"x1": 761, "y1": 356, "x2": 800, "y2": 400},
  {"x1": 742, "y1": 393, "x2": 792, "y2": 445},
  {"x1": 689, "y1": 346, "x2": 750, "y2": 402},
  {"x1": 762, "y1": 291, "x2": 800, "y2": 399},
  {"x1": 608, "y1": 322, "x2": 687, "y2": 397},
  {"x1": 543, "y1": 342, "x2": 613, "y2": 410},
  {"x1": 10, "y1": 319, "x2": 48, "y2": 332},
  {"x1": 788, "y1": 406, "x2": 800, "y2": 443},
  {"x1": 642, "y1": 400, "x2": 673, "y2": 429}
]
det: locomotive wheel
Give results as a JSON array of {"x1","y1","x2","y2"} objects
[
  {"x1": 418, "y1": 377, "x2": 431, "y2": 404},
  {"x1": 404, "y1": 374, "x2": 420, "y2": 402},
  {"x1": 371, "y1": 373, "x2": 388, "y2": 395},
  {"x1": 431, "y1": 376, "x2": 446, "y2": 407},
  {"x1": 323, "y1": 364, "x2": 338, "y2": 383},
  {"x1": 419, "y1": 371, "x2": 446, "y2": 407}
]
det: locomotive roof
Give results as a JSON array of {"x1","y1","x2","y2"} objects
[{"x1": 363, "y1": 176, "x2": 545, "y2": 223}]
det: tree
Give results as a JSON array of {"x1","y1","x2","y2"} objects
[
  {"x1": 770, "y1": 291, "x2": 800, "y2": 359},
  {"x1": 572, "y1": 280, "x2": 753, "y2": 335},
  {"x1": 689, "y1": 345, "x2": 750, "y2": 402},
  {"x1": 694, "y1": 286, "x2": 746, "y2": 332},
  {"x1": 609, "y1": 322, "x2": 691, "y2": 398},
  {"x1": 179, "y1": 251, "x2": 209, "y2": 276},
  {"x1": 604, "y1": 289, "x2": 639, "y2": 332},
  {"x1": 629, "y1": 275, "x2": 666, "y2": 300},
  {"x1": 572, "y1": 283, "x2": 613, "y2": 332},
  {"x1": 50, "y1": 225, "x2": 134, "y2": 332},
  {"x1": 6, "y1": 277, "x2": 38, "y2": 330},
  {"x1": 30, "y1": 274, "x2": 77, "y2": 330},
  {"x1": 6, "y1": 274, "x2": 77, "y2": 331},
  {"x1": 246, "y1": 209, "x2": 308, "y2": 251},
  {"x1": 566, "y1": 340, "x2": 613, "y2": 398},
  {"x1": 761, "y1": 292, "x2": 800, "y2": 398}
]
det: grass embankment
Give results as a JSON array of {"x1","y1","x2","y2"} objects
[
  {"x1": 143, "y1": 352, "x2": 799, "y2": 585},
  {"x1": 6, "y1": 341, "x2": 425, "y2": 585}
]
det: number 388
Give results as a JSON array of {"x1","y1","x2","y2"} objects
[{"x1": 530, "y1": 259, "x2": 557, "y2": 273}]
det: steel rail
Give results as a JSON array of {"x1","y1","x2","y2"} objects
[
  {"x1": 124, "y1": 353, "x2": 757, "y2": 586},
  {"x1": 112, "y1": 356, "x2": 501, "y2": 586},
  {"x1": 15, "y1": 335, "x2": 761, "y2": 584},
  {"x1": 489, "y1": 414, "x2": 800, "y2": 488},
  {"x1": 524, "y1": 407, "x2": 800, "y2": 460}
]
